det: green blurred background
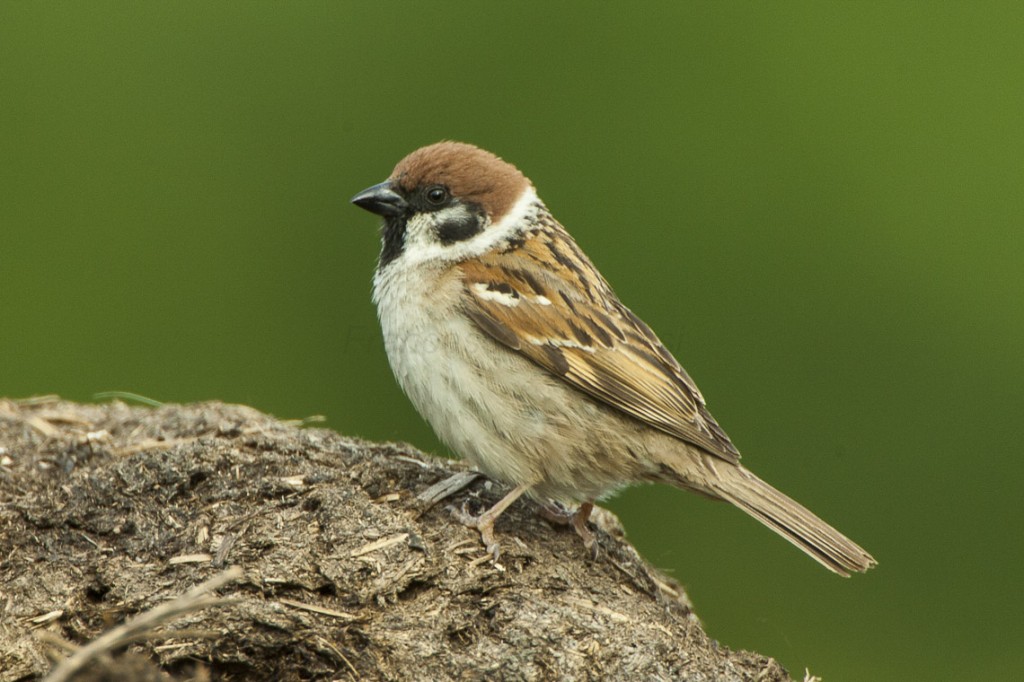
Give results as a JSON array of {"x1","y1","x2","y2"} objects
[{"x1": 2, "y1": 2, "x2": 1021, "y2": 679}]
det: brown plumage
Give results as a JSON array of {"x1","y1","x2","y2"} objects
[
  {"x1": 390, "y1": 141, "x2": 529, "y2": 224},
  {"x1": 354, "y1": 141, "x2": 877, "y2": 576},
  {"x1": 459, "y1": 238, "x2": 740, "y2": 463}
]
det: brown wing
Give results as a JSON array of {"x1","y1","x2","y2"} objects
[{"x1": 458, "y1": 225, "x2": 741, "y2": 464}]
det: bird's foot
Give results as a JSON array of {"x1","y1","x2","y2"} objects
[
  {"x1": 449, "y1": 502, "x2": 502, "y2": 560},
  {"x1": 539, "y1": 501, "x2": 598, "y2": 558},
  {"x1": 447, "y1": 483, "x2": 531, "y2": 561}
]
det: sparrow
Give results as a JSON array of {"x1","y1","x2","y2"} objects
[{"x1": 351, "y1": 141, "x2": 876, "y2": 576}]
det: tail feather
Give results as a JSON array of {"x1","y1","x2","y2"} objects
[{"x1": 709, "y1": 464, "x2": 877, "y2": 576}]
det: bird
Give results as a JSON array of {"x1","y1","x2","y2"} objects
[{"x1": 351, "y1": 141, "x2": 876, "y2": 576}]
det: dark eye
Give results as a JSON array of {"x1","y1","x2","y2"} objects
[{"x1": 425, "y1": 185, "x2": 448, "y2": 206}]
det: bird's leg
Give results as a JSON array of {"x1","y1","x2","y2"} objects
[
  {"x1": 571, "y1": 502, "x2": 596, "y2": 553},
  {"x1": 450, "y1": 483, "x2": 530, "y2": 560},
  {"x1": 571, "y1": 502, "x2": 597, "y2": 557},
  {"x1": 539, "y1": 500, "x2": 597, "y2": 557}
]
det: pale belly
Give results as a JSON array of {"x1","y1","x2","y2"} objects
[{"x1": 374, "y1": 266, "x2": 658, "y2": 502}]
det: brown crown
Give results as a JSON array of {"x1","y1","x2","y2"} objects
[{"x1": 389, "y1": 142, "x2": 531, "y2": 223}]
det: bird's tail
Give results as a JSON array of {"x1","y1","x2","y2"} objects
[{"x1": 677, "y1": 458, "x2": 877, "y2": 576}]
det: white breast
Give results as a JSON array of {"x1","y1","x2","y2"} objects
[
  {"x1": 373, "y1": 262, "x2": 526, "y2": 480},
  {"x1": 370, "y1": 202, "x2": 661, "y2": 502}
]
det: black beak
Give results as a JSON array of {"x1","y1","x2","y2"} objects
[{"x1": 351, "y1": 181, "x2": 408, "y2": 217}]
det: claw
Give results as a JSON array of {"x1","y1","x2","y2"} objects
[
  {"x1": 448, "y1": 483, "x2": 531, "y2": 560},
  {"x1": 448, "y1": 500, "x2": 477, "y2": 527},
  {"x1": 538, "y1": 501, "x2": 573, "y2": 525},
  {"x1": 539, "y1": 501, "x2": 598, "y2": 558}
]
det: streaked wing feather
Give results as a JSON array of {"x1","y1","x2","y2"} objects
[{"x1": 458, "y1": 232, "x2": 740, "y2": 463}]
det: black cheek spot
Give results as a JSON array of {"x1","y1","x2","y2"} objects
[{"x1": 436, "y1": 212, "x2": 484, "y2": 245}]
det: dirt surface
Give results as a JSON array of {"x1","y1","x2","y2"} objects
[{"x1": 0, "y1": 398, "x2": 793, "y2": 681}]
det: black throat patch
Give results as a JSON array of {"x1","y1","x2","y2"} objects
[{"x1": 379, "y1": 216, "x2": 407, "y2": 267}]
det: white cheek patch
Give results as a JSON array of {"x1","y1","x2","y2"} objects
[
  {"x1": 394, "y1": 186, "x2": 540, "y2": 268},
  {"x1": 402, "y1": 213, "x2": 440, "y2": 252},
  {"x1": 431, "y1": 205, "x2": 469, "y2": 225}
]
